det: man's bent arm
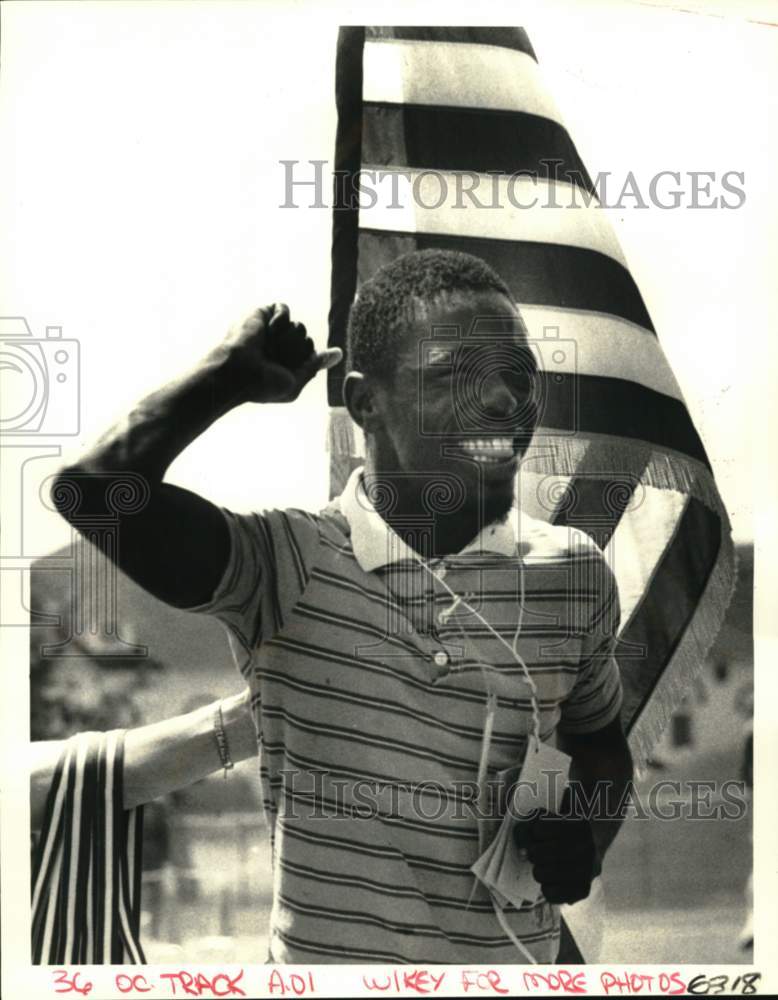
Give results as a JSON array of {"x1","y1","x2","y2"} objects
[
  {"x1": 51, "y1": 304, "x2": 341, "y2": 609},
  {"x1": 52, "y1": 353, "x2": 243, "y2": 608}
]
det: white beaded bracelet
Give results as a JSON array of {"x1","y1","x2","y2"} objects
[{"x1": 213, "y1": 702, "x2": 235, "y2": 777}]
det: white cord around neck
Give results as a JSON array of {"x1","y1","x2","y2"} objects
[
  {"x1": 415, "y1": 550, "x2": 540, "y2": 743},
  {"x1": 413, "y1": 546, "x2": 541, "y2": 964}
]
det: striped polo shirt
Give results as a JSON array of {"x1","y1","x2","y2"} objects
[{"x1": 192, "y1": 466, "x2": 623, "y2": 964}]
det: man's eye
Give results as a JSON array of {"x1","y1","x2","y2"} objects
[{"x1": 426, "y1": 347, "x2": 454, "y2": 366}]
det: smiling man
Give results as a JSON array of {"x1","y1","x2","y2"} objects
[
  {"x1": 53, "y1": 248, "x2": 633, "y2": 964},
  {"x1": 343, "y1": 251, "x2": 541, "y2": 557}
]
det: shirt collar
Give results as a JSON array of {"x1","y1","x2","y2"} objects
[{"x1": 336, "y1": 465, "x2": 518, "y2": 572}]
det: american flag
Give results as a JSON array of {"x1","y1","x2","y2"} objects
[{"x1": 326, "y1": 26, "x2": 736, "y2": 774}]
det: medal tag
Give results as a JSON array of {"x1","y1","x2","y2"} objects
[{"x1": 471, "y1": 737, "x2": 571, "y2": 907}]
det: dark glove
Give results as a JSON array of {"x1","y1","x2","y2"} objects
[{"x1": 513, "y1": 789, "x2": 602, "y2": 904}]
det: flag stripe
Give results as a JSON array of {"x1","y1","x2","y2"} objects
[
  {"x1": 356, "y1": 232, "x2": 654, "y2": 330},
  {"x1": 618, "y1": 497, "x2": 721, "y2": 723},
  {"x1": 368, "y1": 26, "x2": 537, "y2": 60},
  {"x1": 363, "y1": 37, "x2": 551, "y2": 116},
  {"x1": 552, "y1": 477, "x2": 632, "y2": 548},
  {"x1": 520, "y1": 306, "x2": 678, "y2": 398},
  {"x1": 362, "y1": 105, "x2": 594, "y2": 191},
  {"x1": 358, "y1": 171, "x2": 627, "y2": 265},
  {"x1": 606, "y1": 485, "x2": 688, "y2": 627},
  {"x1": 533, "y1": 373, "x2": 709, "y2": 464}
]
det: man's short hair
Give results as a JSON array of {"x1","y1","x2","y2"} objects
[{"x1": 346, "y1": 249, "x2": 514, "y2": 382}]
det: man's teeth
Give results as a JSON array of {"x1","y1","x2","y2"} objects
[{"x1": 459, "y1": 438, "x2": 515, "y2": 463}]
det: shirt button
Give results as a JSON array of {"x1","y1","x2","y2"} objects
[{"x1": 433, "y1": 650, "x2": 449, "y2": 668}]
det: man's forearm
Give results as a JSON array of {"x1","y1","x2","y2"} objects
[
  {"x1": 62, "y1": 351, "x2": 244, "y2": 484},
  {"x1": 48, "y1": 350, "x2": 246, "y2": 605},
  {"x1": 561, "y1": 720, "x2": 634, "y2": 859},
  {"x1": 575, "y1": 752, "x2": 633, "y2": 859}
]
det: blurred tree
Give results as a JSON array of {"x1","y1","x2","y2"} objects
[{"x1": 29, "y1": 562, "x2": 162, "y2": 740}]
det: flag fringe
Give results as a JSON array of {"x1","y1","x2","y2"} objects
[
  {"x1": 521, "y1": 433, "x2": 730, "y2": 522},
  {"x1": 327, "y1": 415, "x2": 730, "y2": 523},
  {"x1": 627, "y1": 529, "x2": 738, "y2": 770},
  {"x1": 523, "y1": 433, "x2": 738, "y2": 767},
  {"x1": 326, "y1": 406, "x2": 365, "y2": 461},
  {"x1": 326, "y1": 408, "x2": 365, "y2": 499}
]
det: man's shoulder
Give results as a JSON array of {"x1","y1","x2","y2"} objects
[
  {"x1": 518, "y1": 512, "x2": 619, "y2": 626},
  {"x1": 223, "y1": 504, "x2": 354, "y2": 580},
  {"x1": 518, "y1": 510, "x2": 607, "y2": 566},
  {"x1": 271, "y1": 502, "x2": 352, "y2": 550}
]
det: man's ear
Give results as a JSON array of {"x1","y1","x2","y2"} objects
[{"x1": 343, "y1": 371, "x2": 382, "y2": 433}]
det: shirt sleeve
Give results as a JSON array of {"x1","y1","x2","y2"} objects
[
  {"x1": 558, "y1": 546, "x2": 624, "y2": 735},
  {"x1": 186, "y1": 506, "x2": 320, "y2": 676}
]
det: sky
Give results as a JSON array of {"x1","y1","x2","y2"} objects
[{"x1": 1, "y1": 0, "x2": 776, "y2": 553}]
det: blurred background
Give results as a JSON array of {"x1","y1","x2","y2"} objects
[{"x1": 5, "y1": 0, "x2": 773, "y2": 968}]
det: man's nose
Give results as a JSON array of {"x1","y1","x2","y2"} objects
[{"x1": 479, "y1": 370, "x2": 519, "y2": 418}]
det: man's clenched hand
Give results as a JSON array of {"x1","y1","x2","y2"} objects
[
  {"x1": 514, "y1": 789, "x2": 602, "y2": 904},
  {"x1": 212, "y1": 303, "x2": 342, "y2": 404}
]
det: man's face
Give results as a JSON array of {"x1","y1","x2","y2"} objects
[{"x1": 370, "y1": 289, "x2": 539, "y2": 527}]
